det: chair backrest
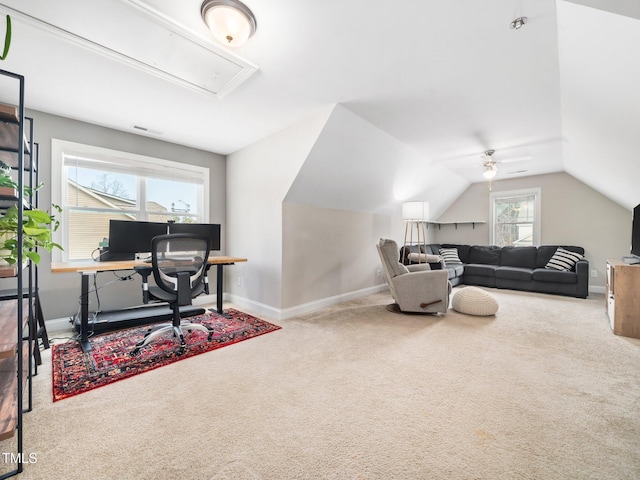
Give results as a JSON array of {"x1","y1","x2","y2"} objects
[
  {"x1": 151, "y1": 234, "x2": 210, "y2": 305},
  {"x1": 377, "y1": 238, "x2": 409, "y2": 302}
]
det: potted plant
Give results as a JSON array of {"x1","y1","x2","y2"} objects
[{"x1": 0, "y1": 162, "x2": 62, "y2": 266}]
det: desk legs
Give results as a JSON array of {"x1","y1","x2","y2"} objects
[
  {"x1": 213, "y1": 263, "x2": 234, "y2": 317},
  {"x1": 80, "y1": 272, "x2": 92, "y2": 353},
  {"x1": 77, "y1": 263, "x2": 233, "y2": 352}
]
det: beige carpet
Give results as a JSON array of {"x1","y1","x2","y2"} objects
[{"x1": 5, "y1": 288, "x2": 640, "y2": 479}]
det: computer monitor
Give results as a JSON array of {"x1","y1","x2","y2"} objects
[
  {"x1": 107, "y1": 220, "x2": 168, "y2": 259},
  {"x1": 168, "y1": 223, "x2": 221, "y2": 251}
]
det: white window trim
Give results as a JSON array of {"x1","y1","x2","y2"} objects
[
  {"x1": 489, "y1": 187, "x2": 541, "y2": 246},
  {"x1": 51, "y1": 139, "x2": 210, "y2": 262}
]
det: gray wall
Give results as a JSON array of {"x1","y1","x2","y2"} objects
[
  {"x1": 1, "y1": 109, "x2": 226, "y2": 321},
  {"x1": 431, "y1": 172, "x2": 631, "y2": 290}
]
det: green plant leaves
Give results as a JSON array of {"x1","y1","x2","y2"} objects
[
  {"x1": 1, "y1": 15, "x2": 11, "y2": 61},
  {"x1": 0, "y1": 202, "x2": 62, "y2": 265}
]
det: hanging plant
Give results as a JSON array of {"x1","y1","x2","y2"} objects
[{"x1": 0, "y1": 15, "x2": 11, "y2": 61}]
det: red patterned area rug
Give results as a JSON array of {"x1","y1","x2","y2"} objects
[{"x1": 52, "y1": 309, "x2": 280, "y2": 402}]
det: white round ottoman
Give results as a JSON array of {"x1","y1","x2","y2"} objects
[{"x1": 451, "y1": 287, "x2": 499, "y2": 316}]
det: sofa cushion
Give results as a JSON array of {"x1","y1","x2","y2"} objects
[
  {"x1": 545, "y1": 247, "x2": 584, "y2": 271},
  {"x1": 468, "y1": 246, "x2": 502, "y2": 265},
  {"x1": 495, "y1": 266, "x2": 533, "y2": 282},
  {"x1": 464, "y1": 264, "x2": 498, "y2": 277},
  {"x1": 536, "y1": 245, "x2": 585, "y2": 268},
  {"x1": 446, "y1": 264, "x2": 465, "y2": 278},
  {"x1": 439, "y1": 247, "x2": 462, "y2": 265},
  {"x1": 532, "y1": 268, "x2": 578, "y2": 284},
  {"x1": 500, "y1": 246, "x2": 537, "y2": 269}
]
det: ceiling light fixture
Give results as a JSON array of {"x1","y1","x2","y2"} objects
[
  {"x1": 201, "y1": 0, "x2": 257, "y2": 47},
  {"x1": 481, "y1": 149, "x2": 498, "y2": 190},
  {"x1": 510, "y1": 17, "x2": 527, "y2": 30},
  {"x1": 483, "y1": 165, "x2": 497, "y2": 179}
]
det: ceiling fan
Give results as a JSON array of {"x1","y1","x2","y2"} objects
[
  {"x1": 480, "y1": 149, "x2": 532, "y2": 179},
  {"x1": 481, "y1": 150, "x2": 499, "y2": 179}
]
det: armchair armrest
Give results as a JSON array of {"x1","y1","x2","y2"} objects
[
  {"x1": 391, "y1": 269, "x2": 450, "y2": 313},
  {"x1": 407, "y1": 263, "x2": 431, "y2": 272}
]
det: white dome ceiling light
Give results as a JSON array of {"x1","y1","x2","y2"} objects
[{"x1": 201, "y1": 0, "x2": 257, "y2": 47}]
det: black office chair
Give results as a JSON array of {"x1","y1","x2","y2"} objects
[{"x1": 131, "y1": 234, "x2": 214, "y2": 356}]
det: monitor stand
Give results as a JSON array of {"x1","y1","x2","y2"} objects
[{"x1": 622, "y1": 256, "x2": 640, "y2": 265}]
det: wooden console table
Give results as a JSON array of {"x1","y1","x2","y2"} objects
[
  {"x1": 606, "y1": 259, "x2": 640, "y2": 339},
  {"x1": 52, "y1": 256, "x2": 247, "y2": 352}
]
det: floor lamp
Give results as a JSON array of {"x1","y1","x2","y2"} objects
[{"x1": 402, "y1": 201, "x2": 429, "y2": 264}]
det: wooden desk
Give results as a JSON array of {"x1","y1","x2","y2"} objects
[{"x1": 52, "y1": 256, "x2": 247, "y2": 352}]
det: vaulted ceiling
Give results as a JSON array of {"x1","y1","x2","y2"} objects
[{"x1": 1, "y1": 0, "x2": 638, "y2": 213}]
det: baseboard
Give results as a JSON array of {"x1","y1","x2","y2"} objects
[
  {"x1": 589, "y1": 285, "x2": 606, "y2": 295},
  {"x1": 226, "y1": 284, "x2": 388, "y2": 321}
]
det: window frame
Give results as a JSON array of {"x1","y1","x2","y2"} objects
[
  {"x1": 489, "y1": 187, "x2": 541, "y2": 247},
  {"x1": 51, "y1": 139, "x2": 210, "y2": 262}
]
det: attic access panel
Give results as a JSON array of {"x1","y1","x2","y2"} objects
[{"x1": 3, "y1": 0, "x2": 258, "y2": 98}]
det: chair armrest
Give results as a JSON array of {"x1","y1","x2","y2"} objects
[
  {"x1": 203, "y1": 264, "x2": 212, "y2": 295},
  {"x1": 407, "y1": 263, "x2": 431, "y2": 272}
]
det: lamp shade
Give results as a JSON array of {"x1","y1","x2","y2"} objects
[
  {"x1": 402, "y1": 201, "x2": 429, "y2": 221},
  {"x1": 201, "y1": 0, "x2": 257, "y2": 47}
]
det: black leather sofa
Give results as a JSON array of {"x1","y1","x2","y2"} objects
[{"x1": 400, "y1": 244, "x2": 589, "y2": 298}]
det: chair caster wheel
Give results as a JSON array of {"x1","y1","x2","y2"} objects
[
  {"x1": 207, "y1": 333, "x2": 213, "y2": 341},
  {"x1": 130, "y1": 348, "x2": 141, "y2": 357}
]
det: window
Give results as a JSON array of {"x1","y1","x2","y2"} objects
[
  {"x1": 52, "y1": 140, "x2": 209, "y2": 261},
  {"x1": 490, "y1": 188, "x2": 541, "y2": 247}
]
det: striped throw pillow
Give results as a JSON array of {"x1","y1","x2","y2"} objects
[
  {"x1": 439, "y1": 247, "x2": 462, "y2": 265},
  {"x1": 545, "y1": 247, "x2": 583, "y2": 271}
]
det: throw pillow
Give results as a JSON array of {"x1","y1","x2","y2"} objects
[
  {"x1": 408, "y1": 252, "x2": 441, "y2": 263},
  {"x1": 439, "y1": 247, "x2": 462, "y2": 266},
  {"x1": 545, "y1": 247, "x2": 583, "y2": 271}
]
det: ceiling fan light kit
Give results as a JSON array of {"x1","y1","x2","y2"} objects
[
  {"x1": 201, "y1": 0, "x2": 257, "y2": 47},
  {"x1": 483, "y1": 166, "x2": 497, "y2": 179},
  {"x1": 481, "y1": 149, "x2": 498, "y2": 187}
]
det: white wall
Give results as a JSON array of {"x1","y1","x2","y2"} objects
[
  {"x1": 284, "y1": 104, "x2": 469, "y2": 217},
  {"x1": 558, "y1": 1, "x2": 640, "y2": 210},
  {"x1": 225, "y1": 106, "x2": 334, "y2": 317}
]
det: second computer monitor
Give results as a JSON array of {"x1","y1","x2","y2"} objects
[
  {"x1": 169, "y1": 223, "x2": 221, "y2": 251},
  {"x1": 108, "y1": 220, "x2": 168, "y2": 256}
]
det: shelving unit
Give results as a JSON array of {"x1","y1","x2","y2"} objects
[
  {"x1": 426, "y1": 220, "x2": 486, "y2": 230},
  {"x1": 0, "y1": 68, "x2": 35, "y2": 479}
]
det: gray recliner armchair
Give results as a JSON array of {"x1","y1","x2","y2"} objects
[{"x1": 377, "y1": 238, "x2": 451, "y2": 314}]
